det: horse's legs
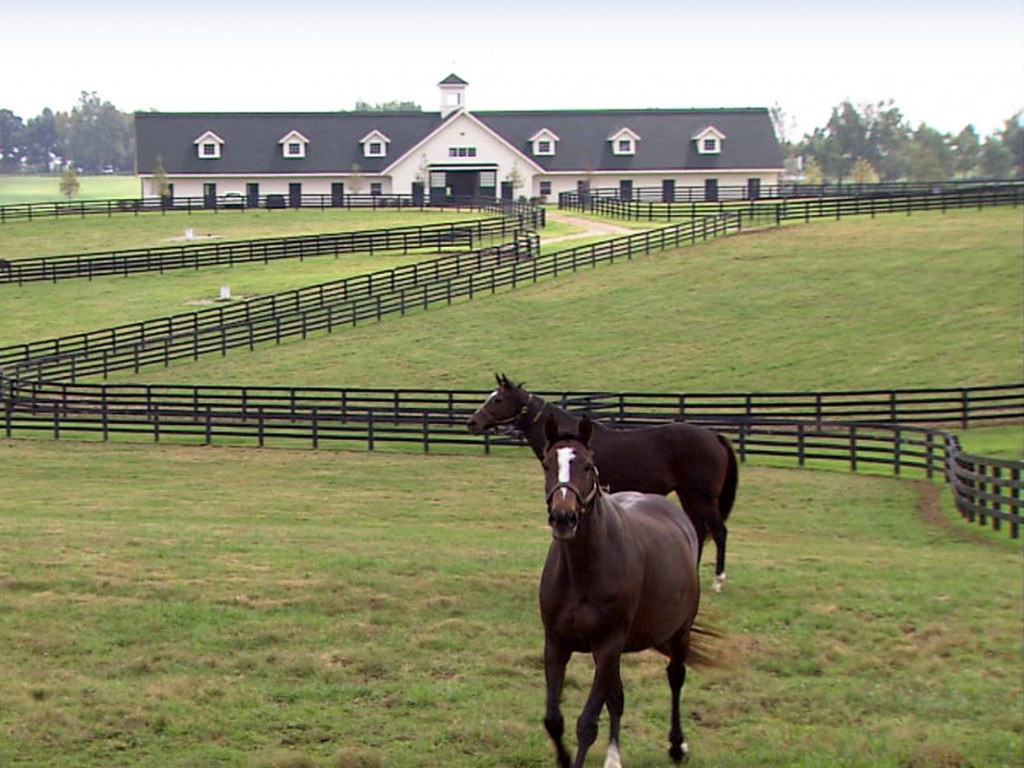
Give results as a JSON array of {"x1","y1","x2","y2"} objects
[
  {"x1": 712, "y1": 521, "x2": 728, "y2": 592},
  {"x1": 603, "y1": 667, "x2": 625, "y2": 768},
  {"x1": 573, "y1": 646, "x2": 622, "y2": 768},
  {"x1": 679, "y1": 490, "x2": 727, "y2": 592},
  {"x1": 666, "y1": 645, "x2": 689, "y2": 763},
  {"x1": 543, "y1": 639, "x2": 572, "y2": 768}
]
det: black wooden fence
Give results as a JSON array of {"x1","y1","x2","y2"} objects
[
  {"x1": 559, "y1": 184, "x2": 1024, "y2": 221},
  {"x1": 1, "y1": 383, "x2": 1020, "y2": 538},
  {"x1": 0, "y1": 217, "x2": 525, "y2": 285},
  {"x1": 0, "y1": 193, "x2": 545, "y2": 224}
]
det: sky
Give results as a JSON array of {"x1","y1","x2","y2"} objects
[{"x1": 3, "y1": 0, "x2": 1022, "y2": 142}]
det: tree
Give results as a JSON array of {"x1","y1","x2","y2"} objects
[
  {"x1": 980, "y1": 139, "x2": 1014, "y2": 179},
  {"x1": 952, "y1": 125, "x2": 982, "y2": 178},
  {"x1": 0, "y1": 109, "x2": 24, "y2": 172},
  {"x1": 23, "y1": 108, "x2": 61, "y2": 171},
  {"x1": 802, "y1": 156, "x2": 824, "y2": 185},
  {"x1": 151, "y1": 155, "x2": 171, "y2": 198},
  {"x1": 850, "y1": 157, "x2": 879, "y2": 184},
  {"x1": 353, "y1": 99, "x2": 422, "y2": 112},
  {"x1": 348, "y1": 163, "x2": 365, "y2": 194},
  {"x1": 996, "y1": 111, "x2": 1023, "y2": 178},
  {"x1": 60, "y1": 164, "x2": 80, "y2": 200},
  {"x1": 64, "y1": 91, "x2": 132, "y2": 173},
  {"x1": 906, "y1": 125, "x2": 953, "y2": 182}
]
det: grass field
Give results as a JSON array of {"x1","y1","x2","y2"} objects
[
  {"x1": 0, "y1": 202, "x2": 1021, "y2": 767},
  {"x1": 0, "y1": 174, "x2": 139, "y2": 204},
  {"x1": 0, "y1": 441, "x2": 1019, "y2": 768},
  {"x1": 23, "y1": 207, "x2": 1012, "y2": 394}
]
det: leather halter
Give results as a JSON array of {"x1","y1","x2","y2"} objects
[
  {"x1": 546, "y1": 464, "x2": 600, "y2": 513},
  {"x1": 489, "y1": 391, "x2": 544, "y2": 427}
]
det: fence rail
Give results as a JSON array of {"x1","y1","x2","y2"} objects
[
  {"x1": 0, "y1": 209, "x2": 544, "y2": 285},
  {"x1": 1, "y1": 390, "x2": 1019, "y2": 538},
  {"x1": 559, "y1": 184, "x2": 1024, "y2": 221},
  {"x1": 566, "y1": 180, "x2": 1024, "y2": 205},
  {"x1": 0, "y1": 193, "x2": 544, "y2": 224}
]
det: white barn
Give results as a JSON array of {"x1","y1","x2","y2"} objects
[{"x1": 135, "y1": 75, "x2": 785, "y2": 205}]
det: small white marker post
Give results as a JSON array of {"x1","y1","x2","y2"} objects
[{"x1": 219, "y1": 286, "x2": 231, "y2": 301}]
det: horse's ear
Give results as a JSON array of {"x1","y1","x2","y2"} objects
[
  {"x1": 544, "y1": 414, "x2": 560, "y2": 446},
  {"x1": 578, "y1": 415, "x2": 594, "y2": 446},
  {"x1": 495, "y1": 372, "x2": 503, "y2": 386}
]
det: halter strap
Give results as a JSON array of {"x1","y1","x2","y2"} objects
[{"x1": 545, "y1": 466, "x2": 600, "y2": 512}]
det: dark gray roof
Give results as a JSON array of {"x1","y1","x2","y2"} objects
[
  {"x1": 475, "y1": 109, "x2": 784, "y2": 172},
  {"x1": 135, "y1": 111, "x2": 442, "y2": 175},
  {"x1": 135, "y1": 107, "x2": 782, "y2": 175},
  {"x1": 439, "y1": 73, "x2": 469, "y2": 85}
]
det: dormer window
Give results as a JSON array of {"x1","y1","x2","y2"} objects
[
  {"x1": 360, "y1": 130, "x2": 391, "y2": 159},
  {"x1": 608, "y1": 127, "x2": 640, "y2": 156},
  {"x1": 693, "y1": 126, "x2": 726, "y2": 155},
  {"x1": 194, "y1": 130, "x2": 225, "y2": 160},
  {"x1": 530, "y1": 128, "x2": 560, "y2": 157},
  {"x1": 278, "y1": 130, "x2": 309, "y2": 159}
]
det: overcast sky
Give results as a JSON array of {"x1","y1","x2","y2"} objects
[{"x1": 4, "y1": 0, "x2": 1022, "y2": 141}]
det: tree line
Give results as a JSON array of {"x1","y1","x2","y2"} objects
[
  {"x1": 775, "y1": 100, "x2": 1023, "y2": 182},
  {"x1": 1, "y1": 92, "x2": 1022, "y2": 182}
]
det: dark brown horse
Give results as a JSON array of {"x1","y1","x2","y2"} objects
[
  {"x1": 467, "y1": 374, "x2": 738, "y2": 591},
  {"x1": 539, "y1": 415, "x2": 710, "y2": 767}
]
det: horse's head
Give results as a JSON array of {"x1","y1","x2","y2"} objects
[
  {"x1": 542, "y1": 414, "x2": 600, "y2": 541},
  {"x1": 466, "y1": 373, "x2": 530, "y2": 434}
]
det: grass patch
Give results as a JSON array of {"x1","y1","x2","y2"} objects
[
  {"x1": 0, "y1": 440, "x2": 1019, "y2": 767},
  {"x1": 0, "y1": 174, "x2": 139, "y2": 204},
  {"x1": 0, "y1": 207, "x2": 493, "y2": 259}
]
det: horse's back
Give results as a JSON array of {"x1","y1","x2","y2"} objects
[
  {"x1": 611, "y1": 491, "x2": 699, "y2": 557},
  {"x1": 592, "y1": 421, "x2": 725, "y2": 495}
]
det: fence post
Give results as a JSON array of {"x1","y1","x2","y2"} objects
[
  {"x1": 849, "y1": 425, "x2": 858, "y2": 472},
  {"x1": 1012, "y1": 466, "x2": 1021, "y2": 539}
]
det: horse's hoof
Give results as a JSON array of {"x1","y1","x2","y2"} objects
[
  {"x1": 669, "y1": 741, "x2": 690, "y2": 764},
  {"x1": 713, "y1": 573, "x2": 726, "y2": 593}
]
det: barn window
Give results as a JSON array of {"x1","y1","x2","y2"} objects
[
  {"x1": 194, "y1": 130, "x2": 225, "y2": 159},
  {"x1": 368, "y1": 142, "x2": 382, "y2": 156},
  {"x1": 608, "y1": 127, "x2": 639, "y2": 156},
  {"x1": 693, "y1": 126, "x2": 725, "y2": 155},
  {"x1": 530, "y1": 129, "x2": 560, "y2": 157},
  {"x1": 278, "y1": 130, "x2": 309, "y2": 159},
  {"x1": 539, "y1": 180, "x2": 552, "y2": 196}
]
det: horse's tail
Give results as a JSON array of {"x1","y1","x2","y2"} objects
[
  {"x1": 687, "y1": 622, "x2": 724, "y2": 669},
  {"x1": 716, "y1": 433, "x2": 738, "y2": 523}
]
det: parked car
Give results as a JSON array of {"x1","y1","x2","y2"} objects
[{"x1": 221, "y1": 192, "x2": 245, "y2": 208}]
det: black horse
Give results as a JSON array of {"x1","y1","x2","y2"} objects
[
  {"x1": 539, "y1": 415, "x2": 712, "y2": 767},
  {"x1": 467, "y1": 374, "x2": 738, "y2": 591}
]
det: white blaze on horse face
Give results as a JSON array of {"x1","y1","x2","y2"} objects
[{"x1": 556, "y1": 447, "x2": 576, "y2": 501}]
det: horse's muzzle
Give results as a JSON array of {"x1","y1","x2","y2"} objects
[
  {"x1": 548, "y1": 509, "x2": 579, "y2": 540},
  {"x1": 465, "y1": 415, "x2": 486, "y2": 434}
]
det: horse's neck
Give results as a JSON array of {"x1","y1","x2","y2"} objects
[
  {"x1": 521, "y1": 398, "x2": 579, "y2": 460},
  {"x1": 556, "y1": 495, "x2": 623, "y2": 584}
]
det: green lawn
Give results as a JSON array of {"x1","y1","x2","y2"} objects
[
  {"x1": 0, "y1": 174, "x2": 139, "y2": 204},
  {"x1": 0, "y1": 201, "x2": 1020, "y2": 767},
  {"x1": 60, "y1": 208, "x2": 1020, "y2": 394},
  {"x1": 0, "y1": 441, "x2": 1019, "y2": 768}
]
